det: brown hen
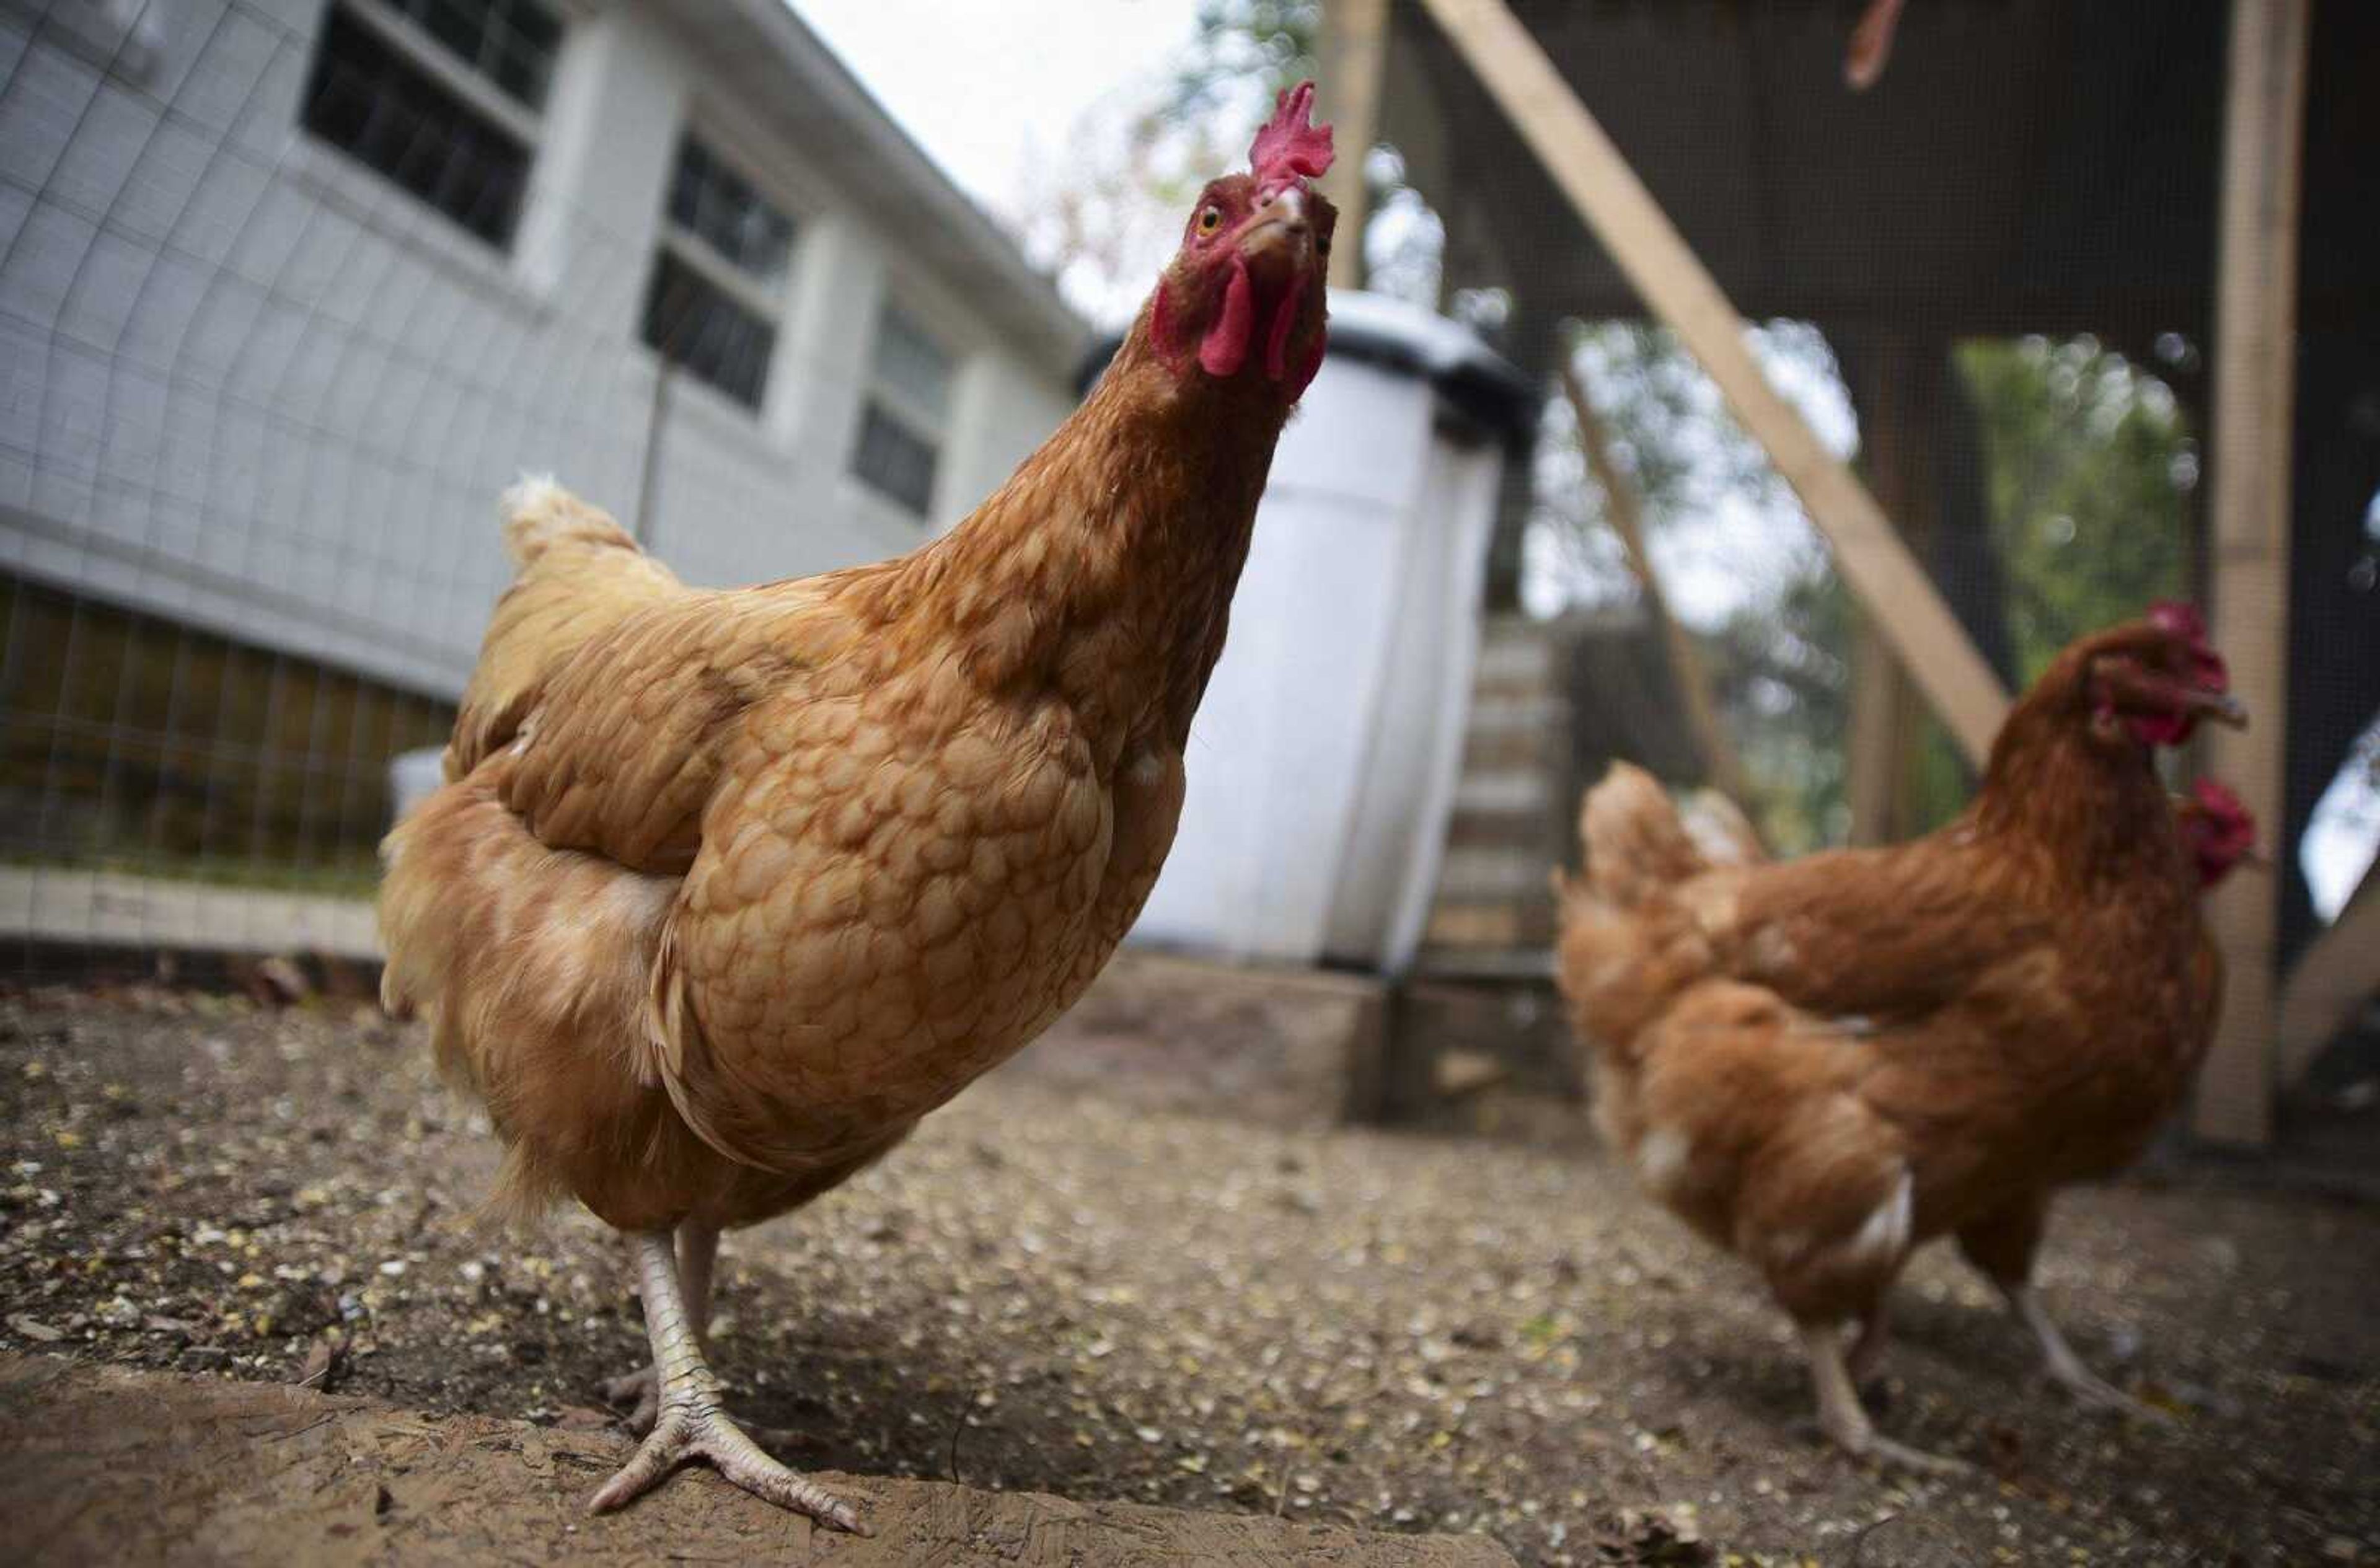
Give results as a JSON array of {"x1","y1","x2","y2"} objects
[
  {"x1": 1556, "y1": 606, "x2": 2245, "y2": 1471},
  {"x1": 381, "y1": 87, "x2": 1338, "y2": 1528}
]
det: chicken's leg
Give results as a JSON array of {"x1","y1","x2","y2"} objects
[
  {"x1": 2004, "y1": 1285, "x2": 2168, "y2": 1419},
  {"x1": 1800, "y1": 1321, "x2": 1971, "y2": 1475},
  {"x1": 1846, "y1": 1303, "x2": 1890, "y2": 1385},
  {"x1": 1959, "y1": 1196, "x2": 2164, "y2": 1419},
  {"x1": 588, "y1": 1229, "x2": 867, "y2": 1530},
  {"x1": 601, "y1": 1220, "x2": 718, "y2": 1433}
]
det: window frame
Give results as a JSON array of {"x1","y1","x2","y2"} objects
[
  {"x1": 851, "y1": 297, "x2": 955, "y2": 520},
  {"x1": 297, "y1": 0, "x2": 562, "y2": 251},
  {"x1": 638, "y1": 130, "x2": 800, "y2": 416}
]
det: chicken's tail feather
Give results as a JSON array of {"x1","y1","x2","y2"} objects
[
  {"x1": 499, "y1": 472, "x2": 639, "y2": 565},
  {"x1": 444, "y1": 478, "x2": 685, "y2": 780},
  {"x1": 379, "y1": 763, "x2": 681, "y2": 1228},
  {"x1": 1579, "y1": 762, "x2": 1711, "y2": 908},
  {"x1": 1557, "y1": 763, "x2": 1724, "y2": 1072}
]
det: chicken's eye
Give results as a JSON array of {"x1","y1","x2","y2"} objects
[
  {"x1": 1197, "y1": 207, "x2": 1223, "y2": 235},
  {"x1": 1316, "y1": 234, "x2": 1332, "y2": 257}
]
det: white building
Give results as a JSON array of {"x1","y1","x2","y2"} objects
[{"x1": 0, "y1": 0, "x2": 1086, "y2": 705}]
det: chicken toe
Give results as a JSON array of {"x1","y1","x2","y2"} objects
[
  {"x1": 598, "y1": 1365, "x2": 662, "y2": 1435},
  {"x1": 2008, "y1": 1286, "x2": 2171, "y2": 1422},
  {"x1": 589, "y1": 1230, "x2": 867, "y2": 1531},
  {"x1": 1802, "y1": 1322, "x2": 1973, "y2": 1477}
]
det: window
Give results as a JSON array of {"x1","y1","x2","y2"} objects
[
  {"x1": 852, "y1": 304, "x2": 952, "y2": 519},
  {"x1": 298, "y1": 0, "x2": 562, "y2": 249},
  {"x1": 640, "y1": 135, "x2": 794, "y2": 412}
]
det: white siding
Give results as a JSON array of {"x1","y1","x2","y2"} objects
[{"x1": 0, "y1": 0, "x2": 1077, "y2": 697}]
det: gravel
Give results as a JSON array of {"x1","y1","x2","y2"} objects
[{"x1": 2, "y1": 988, "x2": 2375, "y2": 1566}]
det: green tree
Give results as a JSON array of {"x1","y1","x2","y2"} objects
[{"x1": 1171, "y1": 1, "x2": 1320, "y2": 112}]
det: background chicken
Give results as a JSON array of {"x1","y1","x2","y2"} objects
[
  {"x1": 1556, "y1": 604, "x2": 2245, "y2": 1471},
  {"x1": 379, "y1": 87, "x2": 1337, "y2": 1529}
]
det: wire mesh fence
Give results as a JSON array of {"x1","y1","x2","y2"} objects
[{"x1": 1, "y1": 0, "x2": 1072, "y2": 975}]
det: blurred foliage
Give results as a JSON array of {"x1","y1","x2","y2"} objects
[
  {"x1": 1901, "y1": 337, "x2": 2197, "y2": 832},
  {"x1": 1960, "y1": 335, "x2": 2196, "y2": 685},
  {"x1": 1538, "y1": 328, "x2": 2196, "y2": 851},
  {"x1": 1536, "y1": 320, "x2": 1858, "y2": 851},
  {"x1": 1172, "y1": 1, "x2": 1320, "y2": 112}
]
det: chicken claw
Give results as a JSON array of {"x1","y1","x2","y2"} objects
[
  {"x1": 2008, "y1": 1287, "x2": 2173, "y2": 1422},
  {"x1": 1802, "y1": 1323, "x2": 1975, "y2": 1478},
  {"x1": 597, "y1": 1366, "x2": 661, "y2": 1435},
  {"x1": 589, "y1": 1230, "x2": 868, "y2": 1533}
]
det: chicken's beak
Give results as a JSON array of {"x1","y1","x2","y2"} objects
[
  {"x1": 2190, "y1": 690, "x2": 2250, "y2": 729},
  {"x1": 1239, "y1": 186, "x2": 1315, "y2": 282}
]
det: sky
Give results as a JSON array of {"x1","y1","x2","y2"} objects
[{"x1": 793, "y1": 0, "x2": 1202, "y2": 221}]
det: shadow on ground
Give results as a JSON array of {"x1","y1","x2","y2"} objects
[{"x1": 2, "y1": 991, "x2": 2376, "y2": 1565}]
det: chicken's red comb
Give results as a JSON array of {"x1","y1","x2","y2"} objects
[
  {"x1": 1251, "y1": 81, "x2": 1334, "y2": 192},
  {"x1": 2148, "y1": 600, "x2": 2208, "y2": 641}
]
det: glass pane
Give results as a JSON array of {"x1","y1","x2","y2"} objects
[
  {"x1": 664, "y1": 135, "x2": 795, "y2": 286},
  {"x1": 301, "y1": 6, "x2": 534, "y2": 248},
  {"x1": 871, "y1": 304, "x2": 952, "y2": 426},
  {"x1": 387, "y1": 0, "x2": 560, "y2": 110},
  {"x1": 852, "y1": 400, "x2": 939, "y2": 518},
  {"x1": 640, "y1": 250, "x2": 777, "y2": 411}
]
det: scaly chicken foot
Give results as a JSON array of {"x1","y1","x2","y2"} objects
[
  {"x1": 2007, "y1": 1285, "x2": 2171, "y2": 1421},
  {"x1": 589, "y1": 1229, "x2": 868, "y2": 1532},
  {"x1": 599, "y1": 1221, "x2": 720, "y2": 1435},
  {"x1": 1801, "y1": 1322, "x2": 1973, "y2": 1477}
]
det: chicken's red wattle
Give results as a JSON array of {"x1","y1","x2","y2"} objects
[{"x1": 1200, "y1": 254, "x2": 1254, "y2": 377}]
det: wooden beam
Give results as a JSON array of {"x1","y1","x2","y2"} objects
[
  {"x1": 1318, "y1": 0, "x2": 1390, "y2": 291},
  {"x1": 1843, "y1": 339, "x2": 1935, "y2": 845},
  {"x1": 2193, "y1": 0, "x2": 2311, "y2": 1148},
  {"x1": 2276, "y1": 870, "x2": 2380, "y2": 1086},
  {"x1": 1558, "y1": 359, "x2": 1753, "y2": 806},
  {"x1": 1843, "y1": 629, "x2": 1903, "y2": 845},
  {"x1": 1414, "y1": 0, "x2": 2010, "y2": 766}
]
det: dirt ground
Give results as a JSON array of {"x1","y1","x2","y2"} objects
[
  {"x1": 0, "y1": 1355, "x2": 1514, "y2": 1566},
  {"x1": 3, "y1": 990, "x2": 2376, "y2": 1566}
]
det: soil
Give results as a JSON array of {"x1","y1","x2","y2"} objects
[
  {"x1": 2, "y1": 989, "x2": 2376, "y2": 1566},
  {"x1": 0, "y1": 1355, "x2": 1515, "y2": 1566}
]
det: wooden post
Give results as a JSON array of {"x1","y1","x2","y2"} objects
[
  {"x1": 2276, "y1": 870, "x2": 2380, "y2": 1085},
  {"x1": 1558, "y1": 361, "x2": 1752, "y2": 805},
  {"x1": 1413, "y1": 0, "x2": 2009, "y2": 766},
  {"x1": 1844, "y1": 340, "x2": 1941, "y2": 844},
  {"x1": 1318, "y1": 0, "x2": 1390, "y2": 291},
  {"x1": 2195, "y1": 0, "x2": 2311, "y2": 1147}
]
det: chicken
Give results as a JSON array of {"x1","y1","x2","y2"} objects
[
  {"x1": 2177, "y1": 778, "x2": 2259, "y2": 891},
  {"x1": 379, "y1": 86, "x2": 1338, "y2": 1528},
  {"x1": 1556, "y1": 604, "x2": 2246, "y2": 1471}
]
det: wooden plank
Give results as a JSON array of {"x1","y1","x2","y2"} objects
[
  {"x1": 2193, "y1": 0, "x2": 2311, "y2": 1147},
  {"x1": 1412, "y1": 0, "x2": 2009, "y2": 766},
  {"x1": 1318, "y1": 0, "x2": 1391, "y2": 291},
  {"x1": 1558, "y1": 360, "x2": 1752, "y2": 804},
  {"x1": 2276, "y1": 872, "x2": 2380, "y2": 1085}
]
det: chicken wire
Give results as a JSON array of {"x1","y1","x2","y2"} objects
[{"x1": 0, "y1": 0, "x2": 1063, "y2": 978}]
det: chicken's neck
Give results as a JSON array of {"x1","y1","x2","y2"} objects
[
  {"x1": 1970, "y1": 700, "x2": 2187, "y2": 892},
  {"x1": 885, "y1": 329, "x2": 1295, "y2": 768}
]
